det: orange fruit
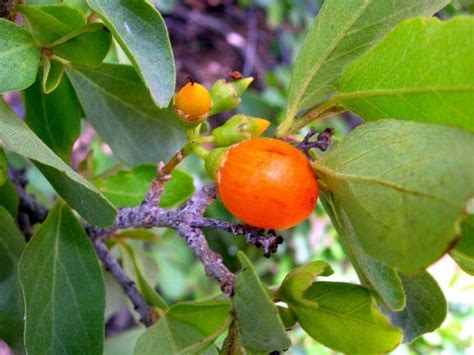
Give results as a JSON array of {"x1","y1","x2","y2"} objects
[
  {"x1": 217, "y1": 138, "x2": 319, "y2": 229},
  {"x1": 173, "y1": 82, "x2": 212, "y2": 123}
]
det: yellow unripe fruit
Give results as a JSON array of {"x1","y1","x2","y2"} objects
[
  {"x1": 254, "y1": 118, "x2": 271, "y2": 136},
  {"x1": 173, "y1": 82, "x2": 212, "y2": 123}
]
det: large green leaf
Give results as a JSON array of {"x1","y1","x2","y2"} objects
[
  {"x1": 0, "y1": 149, "x2": 6, "y2": 185},
  {"x1": 450, "y1": 215, "x2": 474, "y2": 275},
  {"x1": 233, "y1": 252, "x2": 291, "y2": 352},
  {"x1": 19, "y1": 203, "x2": 105, "y2": 354},
  {"x1": 314, "y1": 120, "x2": 474, "y2": 272},
  {"x1": 134, "y1": 305, "x2": 229, "y2": 355},
  {"x1": 66, "y1": 64, "x2": 185, "y2": 165},
  {"x1": 320, "y1": 193, "x2": 406, "y2": 311},
  {"x1": 93, "y1": 166, "x2": 194, "y2": 208},
  {"x1": 336, "y1": 17, "x2": 474, "y2": 131},
  {"x1": 294, "y1": 282, "x2": 402, "y2": 353},
  {"x1": 283, "y1": 0, "x2": 449, "y2": 131},
  {"x1": 16, "y1": 4, "x2": 85, "y2": 45},
  {"x1": 24, "y1": 75, "x2": 81, "y2": 162},
  {"x1": 88, "y1": 0, "x2": 175, "y2": 107},
  {"x1": 386, "y1": 272, "x2": 447, "y2": 342},
  {"x1": 0, "y1": 19, "x2": 40, "y2": 93},
  {"x1": 0, "y1": 207, "x2": 25, "y2": 352},
  {"x1": 0, "y1": 100, "x2": 116, "y2": 226}
]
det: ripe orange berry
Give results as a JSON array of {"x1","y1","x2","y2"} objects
[
  {"x1": 173, "y1": 82, "x2": 212, "y2": 123},
  {"x1": 217, "y1": 138, "x2": 319, "y2": 229}
]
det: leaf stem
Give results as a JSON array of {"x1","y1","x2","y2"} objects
[
  {"x1": 277, "y1": 96, "x2": 344, "y2": 137},
  {"x1": 186, "y1": 126, "x2": 210, "y2": 160}
]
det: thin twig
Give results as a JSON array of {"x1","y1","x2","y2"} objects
[
  {"x1": 144, "y1": 147, "x2": 188, "y2": 207},
  {"x1": 93, "y1": 239, "x2": 157, "y2": 326},
  {"x1": 297, "y1": 128, "x2": 334, "y2": 157}
]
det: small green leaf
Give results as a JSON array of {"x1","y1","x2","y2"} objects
[
  {"x1": 0, "y1": 180, "x2": 19, "y2": 218},
  {"x1": 0, "y1": 99, "x2": 116, "y2": 226},
  {"x1": 19, "y1": 202, "x2": 106, "y2": 354},
  {"x1": 134, "y1": 307, "x2": 228, "y2": 355},
  {"x1": 294, "y1": 282, "x2": 402, "y2": 353},
  {"x1": 277, "y1": 260, "x2": 332, "y2": 306},
  {"x1": 88, "y1": 0, "x2": 176, "y2": 107},
  {"x1": 283, "y1": 0, "x2": 449, "y2": 132},
  {"x1": 386, "y1": 272, "x2": 447, "y2": 342},
  {"x1": 24, "y1": 74, "x2": 81, "y2": 162},
  {"x1": 53, "y1": 29, "x2": 112, "y2": 67},
  {"x1": 320, "y1": 193, "x2": 406, "y2": 311},
  {"x1": 167, "y1": 300, "x2": 231, "y2": 337},
  {"x1": 450, "y1": 215, "x2": 474, "y2": 275},
  {"x1": 314, "y1": 120, "x2": 474, "y2": 272},
  {"x1": 160, "y1": 170, "x2": 195, "y2": 208},
  {"x1": 104, "y1": 328, "x2": 145, "y2": 355},
  {"x1": 66, "y1": 64, "x2": 185, "y2": 165},
  {"x1": 0, "y1": 19, "x2": 40, "y2": 93},
  {"x1": 233, "y1": 251, "x2": 291, "y2": 352},
  {"x1": 118, "y1": 241, "x2": 168, "y2": 309},
  {"x1": 336, "y1": 17, "x2": 474, "y2": 131},
  {"x1": 0, "y1": 207, "x2": 25, "y2": 352},
  {"x1": 16, "y1": 4, "x2": 85, "y2": 45},
  {"x1": 42, "y1": 56, "x2": 65, "y2": 93},
  {"x1": 0, "y1": 149, "x2": 7, "y2": 185},
  {"x1": 93, "y1": 165, "x2": 194, "y2": 208}
]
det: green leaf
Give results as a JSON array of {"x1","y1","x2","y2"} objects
[
  {"x1": 104, "y1": 328, "x2": 145, "y2": 355},
  {"x1": 0, "y1": 207, "x2": 25, "y2": 352},
  {"x1": 66, "y1": 64, "x2": 185, "y2": 165},
  {"x1": 320, "y1": 193, "x2": 406, "y2": 311},
  {"x1": 450, "y1": 215, "x2": 474, "y2": 274},
  {"x1": 167, "y1": 300, "x2": 231, "y2": 337},
  {"x1": 118, "y1": 241, "x2": 168, "y2": 309},
  {"x1": 0, "y1": 19, "x2": 40, "y2": 93},
  {"x1": 24, "y1": 74, "x2": 81, "y2": 162},
  {"x1": 16, "y1": 4, "x2": 85, "y2": 45},
  {"x1": 0, "y1": 180, "x2": 19, "y2": 218},
  {"x1": 386, "y1": 272, "x2": 447, "y2": 342},
  {"x1": 42, "y1": 56, "x2": 65, "y2": 93},
  {"x1": 88, "y1": 0, "x2": 175, "y2": 107},
  {"x1": 53, "y1": 29, "x2": 112, "y2": 67},
  {"x1": 0, "y1": 99, "x2": 116, "y2": 226},
  {"x1": 19, "y1": 202, "x2": 106, "y2": 354},
  {"x1": 314, "y1": 120, "x2": 474, "y2": 272},
  {"x1": 335, "y1": 17, "x2": 474, "y2": 131},
  {"x1": 277, "y1": 260, "x2": 333, "y2": 306},
  {"x1": 284, "y1": 0, "x2": 449, "y2": 128},
  {"x1": 0, "y1": 149, "x2": 6, "y2": 185},
  {"x1": 160, "y1": 170, "x2": 195, "y2": 208},
  {"x1": 233, "y1": 251, "x2": 291, "y2": 352},
  {"x1": 294, "y1": 282, "x2": 402, "y2": 353},
  {"x1": 134, "y1": 307, "x2": 228, "y2": 355},
  {"x1": 93, "y1": 165, "x2": 194, "y2": 208}
]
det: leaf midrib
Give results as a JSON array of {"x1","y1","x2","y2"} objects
[
  {"x1": 287, "y1": 0, "x2": 372, "y2": 119},
  {"x1": 314, "y1": 163, "x2": 458, "y2": 208},
  {"x1": 337, "y1": 85, "x2": 474, "y2": 102}
]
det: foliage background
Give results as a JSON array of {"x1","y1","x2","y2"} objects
[{"x1": 1, "y1": 0, "x2": 473, "y2": 354}]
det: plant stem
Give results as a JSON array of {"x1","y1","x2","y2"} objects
[{"x1": 276, "y1": 96, "x2": 344, "y2": 137}]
